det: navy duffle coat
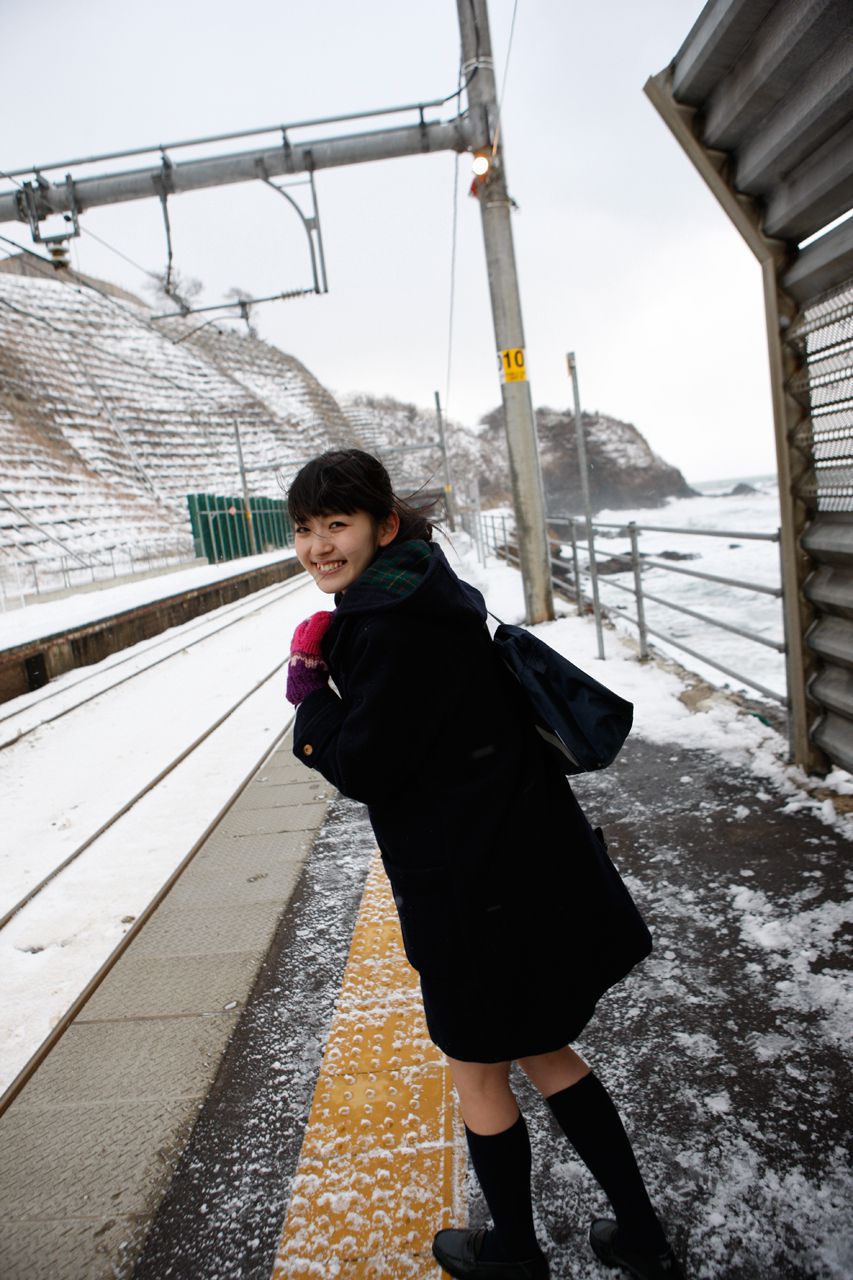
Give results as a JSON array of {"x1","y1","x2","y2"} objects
[{"x1": 293, "y1": 539, "x2": 651, "y2": 1062}]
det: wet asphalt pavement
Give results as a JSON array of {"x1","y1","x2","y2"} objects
[{"x1": 135, "y1": 732, "x2": 851, "y2": 1280}]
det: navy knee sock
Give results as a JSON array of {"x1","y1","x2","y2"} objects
[
  {"x1": 465, "y1": 1113, "x2": 540, "y2": 1261},
  {"x1": 546, "y1": 1072, "x2": 667, "y2": 1253}
]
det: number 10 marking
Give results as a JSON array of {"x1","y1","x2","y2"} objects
[{"x1": 499, "y1": 347, "x2": 527, "y2": 382}]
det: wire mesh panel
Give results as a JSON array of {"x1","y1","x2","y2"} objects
[
  {"x1": 788, "y1": 277, "x2": 853, "y2": 514},
  {"x1": 787, "y1": 273, "x2": 853, "y2": 770}
]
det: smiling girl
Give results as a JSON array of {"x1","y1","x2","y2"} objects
[{"x1": 285, "y1": 449, "x2": 683, "y2": 1280}]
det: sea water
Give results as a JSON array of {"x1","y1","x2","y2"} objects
[{"x1": 572, "y1": 474, "x2": 786, "y2": 702}]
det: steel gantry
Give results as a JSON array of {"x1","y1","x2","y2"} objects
[{"x1": 0, "y1": 0, "x2": 554, "y2": 624}]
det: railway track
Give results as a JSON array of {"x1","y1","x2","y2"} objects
[
  {"x1": 0, "y1": 657, "x2": 291, "y2": 932},
  {"x1": 0, "y1": 573, "x2": 317, "y2": 1115},
  {"x1": 0, "y1": 572, "x2": 308, "y2": 749}
]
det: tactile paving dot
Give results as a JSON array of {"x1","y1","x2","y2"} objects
[
  {"x1": 324, "y1": 1007, "x2": 437, "y2": 1073},
  {"x1": 272, "y1": 853, "x2": 460, "y2": 1278}
]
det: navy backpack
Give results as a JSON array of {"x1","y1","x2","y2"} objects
[{"x1": 490, "y1": 617, "x2": 634, "y2": 775}]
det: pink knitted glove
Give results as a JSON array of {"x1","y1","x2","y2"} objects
[{"x1": 286, "y1": 611, "x2": 334, "y2": 705}]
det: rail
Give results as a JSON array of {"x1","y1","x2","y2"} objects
[{"x1": 473, "y1": 511, "x2": 787, "y2": 707}]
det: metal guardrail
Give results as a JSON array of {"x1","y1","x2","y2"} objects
[
  {"x1": 0, "y1": 536, "x2": 197, "y2": 610},
  {"x1": 475, "y1": 511, "x2": 788, "y2": 706}
]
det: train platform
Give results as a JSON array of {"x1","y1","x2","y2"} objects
[{"x1": 1, "y1": 676, "x2": 850, "y2": 1279}]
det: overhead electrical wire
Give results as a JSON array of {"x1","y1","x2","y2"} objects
[
  {"x1": 445, "y1": 57, "x2": 465, "y2": 423},
  {"x1": 445, "y1": 152, "x2": 460, "y2": 423},
  {"x1": 0, "y1": 52, "x2": 480, "y2": 356},
  {"x1": 0, "y1": 233, "x2": 177, "y2": 348},
  {"x1": 0, "y1": 257, "x2": 164, "y2": 506},
  {"x1": 0, "y1": 41, "x2": 487, "y2": 440},
  {"x1": 79, "y1": 224, "x2": 160, "y2": 281},
  {"x1": 491, "y1": 0, "x2": 520, "y2": 157},
  {"x1": 0, "y1": 280, "x2": 241, "y2": 469},
  {"x1": 0, "y1": 231, "x2": 210, "y2": 365},
  {"x1": 0, "y1": 291, "x2": 215, "y2": 399}
]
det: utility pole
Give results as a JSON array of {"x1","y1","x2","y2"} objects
[
  {"x1": 457, "y1": 0, "x2": 554, "y2": 624},
  {"x1": 434, "y1": 391, "x2": 456, "y2": 531}
]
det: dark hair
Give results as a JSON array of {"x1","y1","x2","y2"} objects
[{"x1": 286, "y1": 449, "x2": 433, "y2": 544}]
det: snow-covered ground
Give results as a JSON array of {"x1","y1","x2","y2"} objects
[{"x1": 2, "y1": 529, "x2": 851, "y2": 1276}]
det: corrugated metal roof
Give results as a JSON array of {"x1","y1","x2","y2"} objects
[{"x1": 670, "y1": 0, "x2": 853, "y2": 291}]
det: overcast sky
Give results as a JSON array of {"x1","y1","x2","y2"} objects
[{"x1": 2, "y1": 0, "x2": 777, "y2": 483}]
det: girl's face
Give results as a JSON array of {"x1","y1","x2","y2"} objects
[{"x1": 293, "y1": 509, "x2": 399, "y2": 594}]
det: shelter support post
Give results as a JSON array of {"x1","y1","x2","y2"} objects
[{"x1": 761, "y1": 259, "x2": 818, "y2": 769}]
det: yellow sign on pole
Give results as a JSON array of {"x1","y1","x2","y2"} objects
[{"x1": 499, "y1": 347, "x2": 527, "y2": 382}]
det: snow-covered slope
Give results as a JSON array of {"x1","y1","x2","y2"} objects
[
  {"x1": 339, "y1": 392, "x2": 481, "y2": 503},
  {"x1": 0, "y1": 255, "x2": 354, "y2": 577}
]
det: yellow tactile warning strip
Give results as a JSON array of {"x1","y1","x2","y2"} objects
[{"x1": 272, "y1": 850, "x2": 462, "y2": 1278}]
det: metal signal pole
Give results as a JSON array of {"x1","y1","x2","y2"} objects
[
  {"x1": 567, "y1": 352, "x2": 604, "y2": 658},
  {"x1": 232, "y1": 419, "x2": 257, "y2": 555},
  {"x1": 457, "y1": 0, "x2": 554, "y2": 624}
]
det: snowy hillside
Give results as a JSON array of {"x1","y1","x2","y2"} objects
[
  {"x1": 0, "y1": 255, "x2": 354, "y2": 579},
  {"x1": 340, "y1": 391, "x2": 482, "y2": 503}
]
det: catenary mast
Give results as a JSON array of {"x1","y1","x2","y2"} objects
[{"x1": 456, "y1": 0, "x2": 554, "y2": 623}]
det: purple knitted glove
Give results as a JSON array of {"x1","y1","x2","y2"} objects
[{"x1": 286, "y1": 611, "x2": 333, "y2": 705}]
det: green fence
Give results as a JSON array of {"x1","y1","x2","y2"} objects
[{"x1": 187, "y1": 494, "x2": 292, "y2": 563}]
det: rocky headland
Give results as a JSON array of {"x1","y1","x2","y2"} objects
[{"x1": 477, "y1": 405, "x2": 696, "y2": 512}]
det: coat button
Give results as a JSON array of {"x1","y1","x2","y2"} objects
[{"x1": 303, "y1": 744, "x2": 314, "y2": 756}]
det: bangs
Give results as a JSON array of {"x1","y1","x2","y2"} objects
[
  {"x1": 287, "y1": 459, "x2": 359, "y2": 525},
  {"x1": 287, "y1": 449, "x2": 390, "y2": 525}
]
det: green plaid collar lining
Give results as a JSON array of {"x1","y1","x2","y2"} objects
[{"x1": 357, "y1": 539, "x2": 432, "y2": 598}]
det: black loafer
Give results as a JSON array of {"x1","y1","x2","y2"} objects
[
  {"x1": 432, "y1": 1227, "x2": 550, "y2": 1279},
  {"x1": 589, "y1": 1219, "x2": 685, "y2": 1279}
]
